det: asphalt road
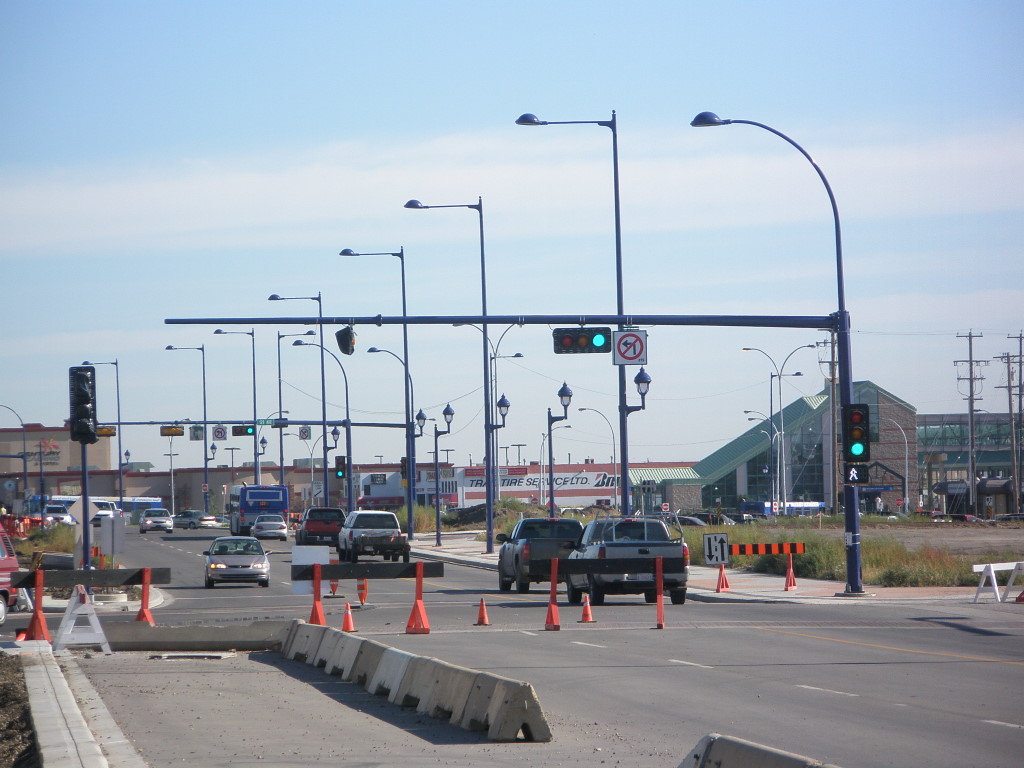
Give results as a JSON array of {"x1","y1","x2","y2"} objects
[{"x1": 40, "y1": 531, "x2": 1024, "y2": 767}]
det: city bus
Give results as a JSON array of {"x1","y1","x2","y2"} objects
[{"x1": 227, "y1": 484, "x2": 289, "y2": 536}]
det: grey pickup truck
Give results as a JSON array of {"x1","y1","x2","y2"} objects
[{"x1": 495, "y1": 517, "x2": 584, "y2": 593}]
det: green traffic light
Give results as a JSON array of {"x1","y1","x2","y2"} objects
[
  {"x1": 850, "y1": 443, "x2": 865, "y2": 457},
  {"x1": 592, "y1": 332, "x2": 607, "y2": 348}
]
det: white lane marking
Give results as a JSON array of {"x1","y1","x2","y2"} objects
[
  {"x1": 669, "y1": 659, "x2": 713, "y2": 669},
  {"x1": 982, "y1": 720, "x2": 1024, "y2": 729},
  {"x1": 519, "y1": 631, "x2": 539, "y2": 636},
  {"x1": 571, "y1": 641, "x2": 606, "y2": 648},
  {"x1": 796, "y1": 684, "x2": 858, "y2": 697}
]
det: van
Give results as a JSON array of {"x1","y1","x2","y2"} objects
[{"x1": 0, "y1": 530, "x2": 20, "y2": 626}]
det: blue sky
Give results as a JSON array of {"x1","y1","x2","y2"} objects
[{"x1": 2, "y1": 1, "x2": 1022, "y2": 477}]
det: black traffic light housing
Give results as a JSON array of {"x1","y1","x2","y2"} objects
[
  {"x1": 552, "y1": 327, "x2": 612, "y2": 354},
  {"x1": 400, "y1": 456, "x2": 408, "y2": 479},
  {"x1": 842, "y1": 404, "x2": 871, "y2": 462},
  {"x1": 334, "y1": 455, "x2": 347, "y2": 479},
  {"x1": 68, "y1": 365, "x2": 98, "y2": 444},
  {"x1": 336, "y1": 326, "x2": 356, "y2": 355},
  {"x1": 232, "y1": 425, "x2": 256, "y2": 437}
]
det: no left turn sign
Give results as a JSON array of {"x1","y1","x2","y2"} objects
[{"x1": 613, "y1": 330, "x2": 647, "y2": 365}]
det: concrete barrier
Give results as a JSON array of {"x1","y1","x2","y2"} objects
[
  {"x1": 324, "y1": 632, "x2": 365, "y2": 678},
  {"x1": 367, "y1": 647, "x2": 417, "y2": 697},
  {"x1": 103, "y1": 620, "x2": 293, "y2": 652},
  {"x1": 311, "y1": 626, "x2": 347, "y2": 668},
  {"x1": 285, "y1": 623, "x2": 329, "y2": 662},
  {"x1": 679, "y1": 732, "x2": 844, "y2": 768},
  {"x1": 482, "y1": 676, "x2": 552, "y2": 742},
  {"x1": 348, "y1": 637, "x2": 389, "y2": 686}
]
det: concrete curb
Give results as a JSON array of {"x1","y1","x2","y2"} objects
[{"x1": 679, "y1": 732, "x2": 844, "y2": 768}]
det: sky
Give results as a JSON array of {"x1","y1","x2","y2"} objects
[{"x1": 2, "y1": 1, "x2": 1022, "y2": 477}]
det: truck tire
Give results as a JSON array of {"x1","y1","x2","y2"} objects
[
  {"x1": 670, "y1": 588, "x2": 687, "y2": 605},
  {"x1": 566, "y1": 580, "x2": 583, "y2": 605},
  {"x1": 402, "y1": 551, "x2": 410, "y2": 563},
  {"x1": 349, "y1": 548, "x2": 358, "y2": 564},
  {"x1": 644, "y1": 590, "x2": 657, "y2": 603},
  {"x1": 588, "y1": 577, "x2": 605, "y2": 606},
  {"x1": 498, "y1": 573, "x2": 513, "y2": 592},
  {"x1": 516, "y1": 578, "x2": 530, "y2": 594}
]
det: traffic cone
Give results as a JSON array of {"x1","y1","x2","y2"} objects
[
  {"x1": 544, "y1": 599, "x2": 561, "y2": 631},
  {"x1": 329, "y1": 558, "x2": 339, "y2": 596},
  {"x1": 475, "y1": 598, "x2": 490, "y2": 626},
  {"x1": 578, "y1": 594, "x2": 595, "y2": 623},
  {"x1": 1015, "y1": 590, "x2": 1024, "y2": 603},
  {"x1": 716, "y1": 563, "x2": 731, "y2": 593},
  {"x1": 784, "y1": 553, "x2": 798, "y2": 591},
  {"x1": 357, "y1": 578, "x2": 368, "y2": 606},
  {"x1": 406, "y1": 599, "x2": 430, "y2": 634},
  {"x1": 341, "y1": 602, "x2": 357, "y2": 632}
]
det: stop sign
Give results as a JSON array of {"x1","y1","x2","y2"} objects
[{"x1": 661, "y1": 502, "x2": 670, "y2": 512}]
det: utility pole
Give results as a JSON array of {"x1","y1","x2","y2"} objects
[
  {"x1": 1011, "y1": 332, "x2": 1024, "y2": 515},
  {"x1": 956, "y1": 331, "x2": 987, "y2": 517},
  {"x1": 817, "y1": 333, "x2": 840, "y2": 515},
  {"x1": 996, "y1": 345, "x2": 1021, "y2": 517}
]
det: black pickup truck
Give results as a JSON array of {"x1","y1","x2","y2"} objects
[{"x1": 495, "y1": 517, "x2": 584, "y2": 593}]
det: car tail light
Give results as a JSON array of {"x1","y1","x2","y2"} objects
[
  {"x1": 597, "y1": 545, "x2": 606, "y2": 559},
  {"x1": 522, "y1": 542, "x2": 531, "y2": 561},
  {"x1": 682, "y1": 541, "x2": 690, "y2": 567}
]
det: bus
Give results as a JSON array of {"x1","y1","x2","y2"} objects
[{"x1": 227, "y1": 484, "x2": 289, "y2": 536}]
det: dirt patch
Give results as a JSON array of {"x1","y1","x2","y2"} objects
[
  {"x1": 0, "y1": 654, "x2": 37, "y2": 768},
  {"x1": 796, "y1": 521, "x2": 1024, "y2": 558}
]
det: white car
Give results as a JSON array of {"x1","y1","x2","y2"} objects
[
  {"x1": 250, "y1": 514, "x2": 288, "y2": 541},
  {"x1": 139, "y1": 508, "x2": 174, "y2": 533}
]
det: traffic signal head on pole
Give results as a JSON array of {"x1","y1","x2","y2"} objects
[
  {"x1": 400, "y1": 456, "x2": 408, "y2": 479},
  {"x1": 334, "y1": 455, "x2": 347, "y2": 479},
  {"x1": 552, "y1": 327, "x2": 612, "y2": 354},
  {"x1": 231, "y1": 425, "x2": 256, "y2": 437},
  {"x1": 68, "y1": 365, "x2": 98, "y2": 444},
  {"x1": 842, "y1": 404, "x2": 871, "y2": 462},
  {"x1": 336, "y1": 326, "x2": 356, "y2": 355}
]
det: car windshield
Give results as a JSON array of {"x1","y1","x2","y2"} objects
[
  {"x1": 145, "y1": 511, "x2": 168, "y2": 518},
  {"x1": 211, "y1": 540, "x2": 264, "y2": 556}
]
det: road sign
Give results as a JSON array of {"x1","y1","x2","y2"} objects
[
  {"x1": 298, "y1": 426, "x2": 312, "y2": 441},
  {"x1": 256, "y1": 418, "x2": 274, "y2": 426},
  {"x1": 212, "y1": 425, "x2": 227, "y2": 441},
  {"x1": 612, "y1": 330, "x2": 647, "y2": 365},
  {"x1": 845, "y1": 464, "x2": 869, "y2": 484},
  {"x1": 703, "y1": 533, "x2": 729, "y2": 566},
  {"x1": 661, "y1": 502, "x2": 670, "y2": 512},
  {"x1": 896, "y1": 498, "x2": 904, "y2": 508}
]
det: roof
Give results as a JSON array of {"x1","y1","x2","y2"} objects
[{"x1": 629, "y1": 466, "x2": 701, "y2": 483}]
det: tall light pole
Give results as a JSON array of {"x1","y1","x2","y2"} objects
[
  {"x1": 578, "y1": 406, "x2": 618, "y2": 508},
  {"x1": 339, "y1": 248, "x2": 412, "y2": 524},
  {"x1": 405, "y1": 197, "x2": 498, "y2": 550},
  {"x1": 82, "y1": 359, "x2": 123, "y2": 513},
  {"x1": 274, "y1": 330, "x2": 315, "y2": 485},
  {"x1": 692, "y1": 112, "x2": 863, "y2": 594},
  {"x1": 547, "y1": 383, "x2": 573, "y2": 516},
  {"x1": 880, "y1": 416, "x2": 910, "y2": 515},
  {"x1": 293, "y1": 340, "x2": 355, "y2": 512},
  {"x1": 743, "y1": 344, "x2": 814, "y2": 514},
  {"x1": 213, "y1": 328, "x2": 260, "y2": 483},
  {"x1": 368, "y1": 345, "x2": 420, "y2": 533},
  {"x1": 432, "y1": 403, "x2": 455, "y2": 546},
  {"x1": 515, "y1": 111, "x2": 636, "y2": 515},
  {"x1": 164, "y1": 346, "x2": 210, "y2": 516},
  {"x1": 269, "y1": 294, "x2": 328, "y2": 496},
  {"x1": 746, "y1": 410, "x2": 781, "y2": 507},
  {"x1": 0, "y1": 404, "x2": 29, "y2": 504},
  {"x1": 164, "y1": 438, "x2": 179, "y2": 517}
]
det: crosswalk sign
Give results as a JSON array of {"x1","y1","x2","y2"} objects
[{"x1": 845, "y1": 464, "x2": 869, "y2": 484}]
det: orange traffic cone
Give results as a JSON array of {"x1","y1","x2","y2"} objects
[
  {"x1": 578, "y1": 594, "x2": 595, "y2": 623},
  {"x1": 406, "y1": 599, "x2": 431, "y2": 634},
  {"x1": 357, "y1": 578, "x2": 368, "y2": 606},
  {"x1": 544, "y1": 599, "x2": 561, "y2": 631},
  {"x1": 784, "y1": 553, "x2": 798, "y2": 591},
  {"x1": 329, "y1": 558, "x2": 339, "y2": 596},
  {"x1": 475, "y1": 598, "x2": 490, "y2": 626},
  {"x1": 341, "y1": 602, "x2": 357, "y2": 632},
  {"x1": 716, "y1": 564, "x2": 731, "y2": 593}
]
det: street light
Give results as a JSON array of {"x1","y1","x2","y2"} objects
[
  {"x1": 432, "y1": 403, "x2": 455, "y2": 546},
  {"x1": 578, "y1": 407, "x2": 618, "y2": 508},
  {"x1": 516, "y1": 110, "x2": 637, "y2": 516},
  {"x1": 742, "y1": 345, "x2": 813, "y2": 514},
  {"x1": 540, "y1": 425, "x2": 571, "y2": 509},
  {"x1": 405, "y1": 196, "x2": 499, "y2": 550},
  {"x1": 293, "y1": 340, "x2": 355, "y2": 512},
  {"x1": 213, "y1": 328, "x2": 260, "y2": 483},
  {"x1": 368, "y1": 345, "x2": 420, "y2": 533},
  {"x1": 880, "y1": 416, "x2": 910, "y2": 515},
  {"x1": 163, "y1": 346, "x2": 210, "y2": 515},
  {"x1": 269, "y1": 293, "x2": 328, "y2": 496},
  {"x1": 81, "y1": 360, "x2": 123, "y2": 513},
  {"x1": 547, "y1": 383, "x2": 573, "y2": 515},
  {"x1": 692, "y1": 112, "x2": 862, "y2": 594},
  {"x1": 164, "y1": 442, "x2": 179, "y2": 517},
  {"x1": 272, "y1": 330, "x2": 315, "y2": 484}
]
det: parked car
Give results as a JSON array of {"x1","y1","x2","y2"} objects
[
  {"x1": 139, "y1": 508, "x2": 174, "y2": 533},
  {"x1": 690, "y1": 511, "x2": 736, "y2": 526},
  {"x1": 251, "y1": 514, "x2": 288, "y2": 541},
  {"x1": 295, "y1": 506, "x2": 347, "y2": 545},
  {"x1": 203, "y1": 536, "x2": 270, "y2": 588},
  {"x1": 174, "y1": 510, "x2": 218, "y2": 529},
  {"x1": 43, "y1": 505, "x2": 75, "y2": 526}
]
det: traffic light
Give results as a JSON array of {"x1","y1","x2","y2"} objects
[
  {"x1": 842, "y1": 404, "x2": 871, "y2": 462},
  {"x1": 336, "y1": 326, "x2": 356, "y2": 355},
  {"x1": 334, "y1": 455, "x2": 347, "y2": 479},
  {"x1": 552, "y1": 327, "x2": 612, "y2": 354},
  {"x1": 68, "y1": 366, "x2": 98, "y2": 444},
  {"x1": 160, "y1": 425, "x2": 185, "y2": 437},
  {"x1": 400, "y1": 456, "x2": 408, "y2": 479},
  {"x1": 231, "y1": 425, "x2": 256, "y2": 436}
]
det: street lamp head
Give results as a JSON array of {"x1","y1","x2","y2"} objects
[
  {"x1": 515, "y1": 112, "x2": 546, "y2": 126},
  {"x1": 442, "y1": 403, "x2": 455, "y2": 424},
  {"x1": 291, "y1": 339, "x2": 309, "y2": 347},
  {"x1": 403, "y1": 199, "x2": 427, "y2": 209},
  {"x1": 691, "y1": 111, "x2": 731, "y2": 128},
  {"x1": 208, "y1": 444, "x2": 216, "y2": 457},
  {"x1": 330, "y1": 426, "x2": 340, "y2": 444},
  {"x1": 496, "y1": 394, "x2": 511, "y2": 417},
  {"x1": 124, "y1": 449, "x2": 131, "y2": 462},
  {"x1": 367, "y1": 347, "x2": 380, "y2": 353},
  {"x1": 416, "y1": 409, "x2": 427, "y2": 430},
  {"x1": 214, "y1": 329, "x2": 226, "y2": 335},
  {"x1": 259, "y1": 436, "x2": 268, "y2": 449},
  {"x1": 267, "y1": 294, "x2": 283, "y2": 301},
  {"x1": 557, "y1": 382, "x2": 573, "y2": 408},
  {"x1": 634, "y1": 367, "x2": 652, "y2": 395}
]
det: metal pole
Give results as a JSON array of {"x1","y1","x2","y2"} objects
[{"x1": 547, "y1": 410, "x2": 556, "y2": 516}]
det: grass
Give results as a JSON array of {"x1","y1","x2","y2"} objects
[{"x1": 680, "y1": 524, "x2": 1017, "y2": 587}]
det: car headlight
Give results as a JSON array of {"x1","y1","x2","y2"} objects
[
  {"x1": 254, "y1": 560, "x2": 269, "y2": 571},
  {"x1": 208, "y1": 562, "x2": 227, "y2": 569}
]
